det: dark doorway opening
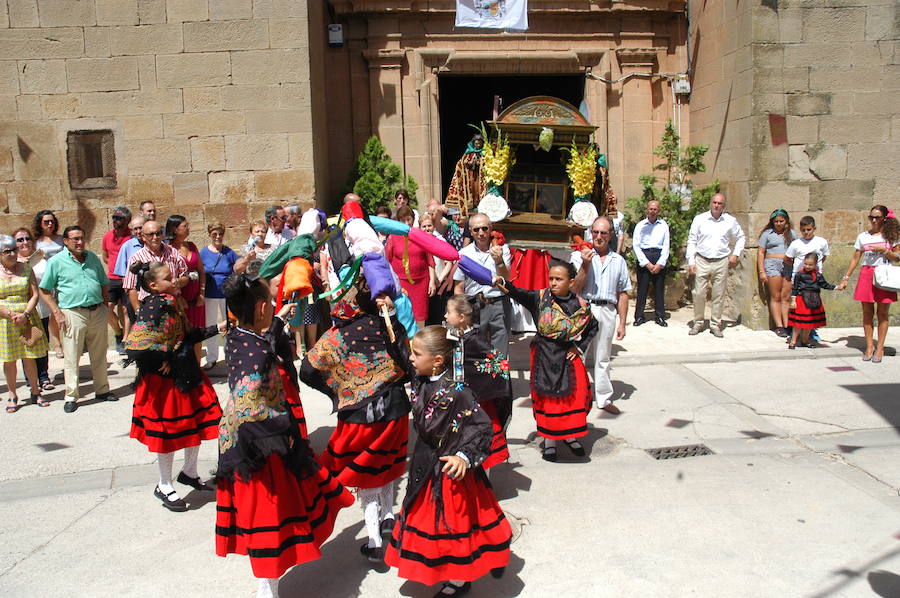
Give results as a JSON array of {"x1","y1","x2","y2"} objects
[{"x1": 437, "y1": 74, "x2": 585, "y2": 199}]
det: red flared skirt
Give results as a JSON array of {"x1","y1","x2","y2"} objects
[
  {"x1": 529, "y1": 346, "x2": 592, "y2": 439},
  {"x1": 280, "y1": 368, "x2": 308, "y2": 440},
  {"x1": 854, "y1": 265, "x2": 897, "y2": 304},
  {"x1": 385, "y1": 472, "x2": 512, "y2": 586},
  {"x1": 788, "y1": 295, "x2": 827, "y2": 329},
  {"x1": 215, "y1": 453, "x2": 354, "y2": 579},
  {"x1": 478, "y1": 400, "x2": 509, "y2": 469},
  {"x1": 130, "y1": 372, "x2": 222, "y2": 453},
  {"x1": 319, "y1": 416, "x2": 409, "y2": 489}
]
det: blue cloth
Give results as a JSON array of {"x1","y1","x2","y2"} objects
[
  {"x1": 369, "y1": 216, "x2": 410, "y2": 237},
  {"x1": 394, "y1": 294, "x2": 418, "y2": 339},
  {"x1": 113, "y1": 237, "x2": 143, "y2": 278},
  {"x1": 200, "y1": 245, "x2": 238, "y2": 298}
]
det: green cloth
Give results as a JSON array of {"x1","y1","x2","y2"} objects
[
  {"x1": 40, "y1": 248, "x2": 109, "y2": 309},
  {"x1": 465, "y1": 141, "x2": 484, "y2": 155},
  {"x1": 258, "y1": 234, "x2": 318, "y2": 279},
  {"x1": 596, "y1": 153, "x2": 608, "y2": 168}
]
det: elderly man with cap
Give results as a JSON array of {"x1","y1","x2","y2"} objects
[{"x1": 39, "y1": 226, "x2": 116, "y2": 413}]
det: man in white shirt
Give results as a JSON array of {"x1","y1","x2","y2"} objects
[
  {"x1": 571, "y1": 216, "x2": 631, "y2": 414},
  {"x1": 453, "y1": 213, "x2": 512, "y2": 354},
  {"x1": 249, "y1": 205, "x2": 294, "y2": 249},
  {"x1": 632, "y1": 200, "x2": 670, "y2": 326},
  {"x1": 686, "y1": 193, "x2": 746, "y2": 337}
]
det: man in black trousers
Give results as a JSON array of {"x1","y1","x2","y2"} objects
[{"x1": 632, "y1": 200, "x2": 670, "y2": 326}]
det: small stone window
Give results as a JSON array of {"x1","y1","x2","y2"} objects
[{"x1": 66, "y1": 130, "x2": 117, "y2": 190}]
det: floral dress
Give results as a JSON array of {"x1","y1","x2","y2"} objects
[{"x1": 0, "y1": 264, "x2": 48, "y2": 361}]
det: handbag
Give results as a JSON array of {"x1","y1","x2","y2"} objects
[
  {"x1": 873, "y1": 263, "x2": 900, "y2": 292},
  {"x1": 18, "y1": 318, "x2": 44, "y2": 348}
]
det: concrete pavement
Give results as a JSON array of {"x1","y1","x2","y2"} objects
[{"x1": 1, "y1": 316, "x2": 898, "y2": 597}]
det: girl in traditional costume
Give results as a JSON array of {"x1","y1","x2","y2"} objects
[
  {"x1": 386, "y1": 325, "x2": 512, "y2": 597},
  {"x1": 124, "y1": 261, "x2": 225, "y2": 511},
  {"x1": 300, "y1": 274, "x2": 412, "y2": 563},
  {"x1": 496, "y1": 261, "x2": 598, "y2": 462},
  {"x1": 215, "y1": 273, "x2": 353, "y2": 598},
  {"x1": 444, "y1": 294, "x2": 511, "y2": 469}
]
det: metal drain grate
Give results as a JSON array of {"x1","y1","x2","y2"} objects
[{"x1": 646, "y1": 444, "x2": 713, "y2": 460}]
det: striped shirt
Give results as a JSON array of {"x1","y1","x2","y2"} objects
[
  {"x1": 569, "y1": 249, "x2": 631, "y2": 303},
  {"x1": 123, "y1": 244, "x2": 187, "y2": 300}
]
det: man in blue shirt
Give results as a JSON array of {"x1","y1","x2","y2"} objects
[{"x1": 39, "y1": 226, "x2": 115, "y2": 413}]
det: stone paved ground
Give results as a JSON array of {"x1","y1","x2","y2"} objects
[{"x1": 1, "y1": 314, "x2": 898, "y2": 597}]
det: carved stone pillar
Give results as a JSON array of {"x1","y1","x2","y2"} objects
[{"x1": 363, "y1": 48, "x2": 407, "y2": 174}]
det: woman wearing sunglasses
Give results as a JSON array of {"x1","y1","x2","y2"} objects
[
  {"x1": 14, "y1": 227, "x2": 55, "y2": 392},
  {"x1": 32, "y1": 210, "x2": 65, "y2": 358},
  {"x1": 837, "y1": 205, "x2": 900, "y2": 362},
  {"x1": 0, "y1": 234, "x2": 48, "y2": 412}
]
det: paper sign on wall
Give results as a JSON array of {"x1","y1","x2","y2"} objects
[{"x1": 455, "y1": 0, "x2": 528, "y2": 31}]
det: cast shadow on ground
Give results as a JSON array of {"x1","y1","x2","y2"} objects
[
  {"x1": 279, "y1": 525, "x2": 375, "y2": 596},
  {"x1": 831, "y1": 334, "x2": 897, "y2": 356},
  {"x1": 868, "y1": 570, "x2": 900, "y2": 597},
  {"x1": 611, "y1": 380, "x2": 637, "y2": 401},
  {"x1": 490, "y1": 461, "x2": 532, "y2": 501},
  {"x1": 839, "y1": 383, "x2": 900, "y2": 430},
  {"x1": 185, "y1": 488, "x2": 216, "y2": 511},
  {"x1": 399, "y1": 552, "x2": 526, "y2": 597}
]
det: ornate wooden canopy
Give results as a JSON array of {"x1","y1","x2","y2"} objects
[{"x1": 488, "y1": 96, "x2": 597, "y2": 147}]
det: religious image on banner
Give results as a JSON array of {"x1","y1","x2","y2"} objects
[{"x1": 455, "y1": 0, "x2": 529, "y2": 31}]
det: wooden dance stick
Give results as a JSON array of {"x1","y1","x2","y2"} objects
[{"x1": 381, "y1": 304, "x2": 396, "y2": 343}]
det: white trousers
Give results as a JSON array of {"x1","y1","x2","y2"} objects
[
  {"x1": 692, "y1": 255, "x2": 729, "y2": 329},
  {"x1": 204, "y1": 297, "x2": 227, "y2": 363},
  {"x1": 587, "y1": 303, "x2": 617, "y2": 407},
  {"x1": 61, "y1": 305, "x2": 109, "y2": 399}
]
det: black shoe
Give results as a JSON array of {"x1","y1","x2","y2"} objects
[
  {"x1": 96, "y1": 392, "x2": 118, "y2": 402},
  {"x1": 433, "y1": 581, "x2": 471, "y2": 598},
  {"x1": 359, "y1": 542, "x2": 384, "y2": 563},
  {"x1": 774, "y1": 327, "x2": 788, "y2": 338},
  {"x1": 490, "y1": 566, "x2": 506, "y2": 579},
  {"x1": 177, "y1": 472, "x2": 215, "y2": 492},
  {"x1": 633, "y1": 317, "x2": 646, "y2": 327},
  {"x1": 563, "y1": 439, "x2": 586, "y2": 457},
  {"x1": 542, "y1": 445, "x2": 558, "y2": 462},
  {"x1": 380, "y1": 517, "x2": 395, "y2": 539},
  {"x1": 655, "y1": 316, "x2": 668, "y2": 327},
  {"x1": 154, "y1": 485, "x2": 188, "y2": 512},
  {"x1": 63, "y1": 400, "x2": 78, "y2": 413}
]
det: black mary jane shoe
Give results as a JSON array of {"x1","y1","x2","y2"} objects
[
  {"x1": 177, "y1": 472, "x2": 215, "y2": 492},
  {"x1": 433, "y1": 581, "x2": 471, "y2": 598},
  {"x1": 359, "y1": 542, "x2": 384, "y2": 563},
  {"x1": 563, "y1": 439, "x2": 586, "y2": 457},
  {"x1": 542, "y1": 445, "x2": 558, "y2": 462},
  {"x1": 380, "y1": 517, "x2": 396, "y2": 539},
  {"x1": 154, "y1": 485, "x2": 188, "y2": 512}
]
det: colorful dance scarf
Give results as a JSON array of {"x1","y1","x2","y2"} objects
[
  {"x1": 125, "y1": 293, "x2": 186, "y2": 353},
  {"x1": 536, "y1": 289, "x2": 593, "y2": 342}
]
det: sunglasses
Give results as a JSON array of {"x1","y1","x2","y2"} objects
[
  {"x1": 868, "y1": 215, "x2": 884, "y2": 221},
  {"x1": 112, "y1": 214, "x2": 128, "y2": 220},
  {"x1": 210, "y1": 231, "x2": 224, "y2": 237},
  {"x1": 471, "y1": 226, "x2": 490, "y2": 233},
  {"x1": 145, "y1": 231, "x2": 163, "y2": 237},
  {"x1": 1, "y1": 248, "x2": 17, "y2": 255},
  {"x1": 15, "y1": 236, "x2": 32, "y2": 243},
  {"x1": 42, "y1": 219, "x2": 55, "y2": 225}
]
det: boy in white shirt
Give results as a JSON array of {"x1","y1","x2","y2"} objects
[{"x1": 785, "y1": 216, "x2": 829, "y2": 275}]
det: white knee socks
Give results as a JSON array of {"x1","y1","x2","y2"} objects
[
  {"x1": 182, "y1": 445, "x2": 200, "y2": 479},
  {"x1": 359, "y1": 487, "x2": 383, "y2": 548},
  {"x1": 157, "y1": 452, "x2": 176, "y2": 496},
  {"x1": 379, "y1": 481, "x2": 395, "y2": 526},
  {"x1": 257, "y1": 577, "x2": 279, "y2": 598}
]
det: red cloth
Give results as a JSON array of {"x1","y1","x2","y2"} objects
[
  {"x1": 385, "y1": 472, "x2": 512, "y2": 585},
  {"x1": 319, "y1": 416, "x2": 409, "y2": 489},
  {"x1": 529, "y1": 346, "x2": 591, "y2": 439},
  {"x1": 102, "y1": 229, "x2": 132, "y2": 279},
  {"x1": 385, "y1": 236, "x2": 435, "y2": 321},
  {"x1": 478, "y1": 400, "x2": 509, "y2": 469},
  {"x1": 280, "y1": 366, "x2": 308, "y2": 440},
  {"x1": 215, "y1": 454, "x2": 354, "y2": 578},
  {"x1": 179, "y1": 242, "x2": 206, "y2": 328},
  {"x1": 510, "y1": 248, "x2": 550, "y2": 290},
  {"x1": 788, "y1": 295, "x2": 827, "y2": 329},
  {"x1": 130, "y1": 372, "x2": 222, "y2": 453},
  {"x1": 853, "y1": 265, "x2": 897, "y2": 303}
]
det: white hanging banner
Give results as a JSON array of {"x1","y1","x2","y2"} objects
[{"x1": 455, "y1": 0, "x2": 528, "y2": 31}]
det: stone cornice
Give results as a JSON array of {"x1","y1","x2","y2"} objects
[
  {"x1": 332, "y1": 0, "x2": 686, "y2": 15},
  {"x1": 615, "y1": 47, "x2": 658, "y2": 67},
  {"x1": 413, "y1": 48, "x2": 605, "y2": 73},
  {"x1": 362, "y1": 48, "x2": 406, "y2": 69}
]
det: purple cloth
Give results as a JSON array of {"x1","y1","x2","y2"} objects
[
  {"x1": 362, "y1": 253, "x2": 398, "y2": 299},
  {"x1": 458, "y1": 256, "x2": 494, "y2": 286}
]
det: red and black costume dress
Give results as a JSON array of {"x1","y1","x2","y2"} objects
[
  {"x1": 300, "y1": 305, "x2": 411, "y2": 489},
  {"x1": 215, "y1": 326, "x2": 353, "y2": 579},
  {"x1": 125, "y1": 293, "x2": 222, "y2": 453},
  {"x1": 788, "y1": 269, "x2": 835, "y2": 329},
  {"x1": 385, "y1": 373, "x2": 512, "y2": 586},
  {"x1": 455, "y1": 327, "x2": 512, "y2": 469},
  {"x1": 505, "y1": 285, "x2": 598, "y2": 440}
]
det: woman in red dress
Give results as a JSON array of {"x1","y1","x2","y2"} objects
[
  {"x1": 166, "y1": 215, "x2": 206, "y2": 362},
  {"x1": 385, "y1": 206, "x2": 436, "y2": 328},
  {"x1": 125, "y1": 260, "x2": 225, "y2": 512}
]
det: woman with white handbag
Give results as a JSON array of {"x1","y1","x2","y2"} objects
[{"x1": 837, "y1": 205, "x2": 900, "y2": 363}]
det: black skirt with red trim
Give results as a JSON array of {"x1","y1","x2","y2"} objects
[
  {"x1": 385, "y1": 471, "x2": 512, "y2": 586},
  {"x1": 215, "y1": 453, "x2": 354, "y2": 579},
  {"x1": 529, "y1": 346, "x2": 591, "y2": 439},
  {"x1": 279, "y1": 367, "x2": 308, "y2": 439},
  {"x1": 477, "y1": 400, "x2": 509, "y2": 469},
  {"x1": 788, "y1": 295, "x2": 827, "y2": 329},
  {"x1": 130, "y1": 372, "x2": 222, "y2": 453},
  {"x1": 318, "y1": 416, "x2": 409, "y2": 489}
]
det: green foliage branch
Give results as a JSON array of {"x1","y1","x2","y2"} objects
[{"x1": 346, "y1": 136, "x2": 418, "y2": 214}]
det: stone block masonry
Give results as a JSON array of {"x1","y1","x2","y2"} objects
[{"x1": 0, "y1": 3, "x2": 318, "y2": 253}]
